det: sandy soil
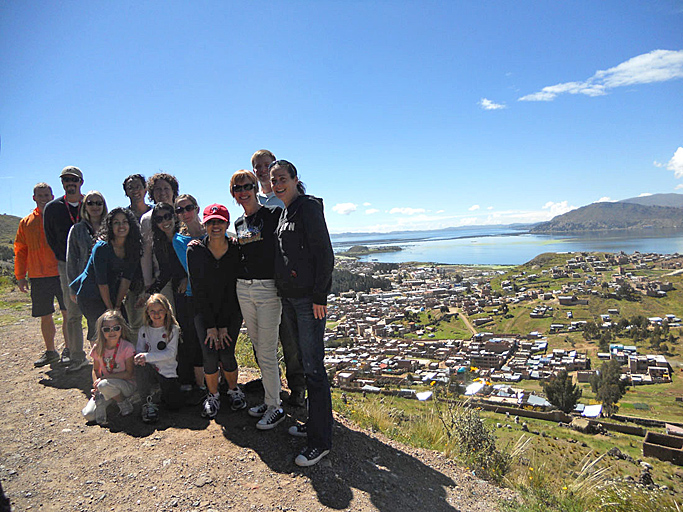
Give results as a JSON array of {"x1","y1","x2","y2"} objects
[{"x1": 0, "y1": 290, "x2": 515, "y2": 511}]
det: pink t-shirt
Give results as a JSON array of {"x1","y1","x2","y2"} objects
[{"x1": 90, "y1": 339, "x2": 135, "y2": 381}]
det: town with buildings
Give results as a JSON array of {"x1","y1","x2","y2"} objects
[{"x1": 320, "y1": 251, "x2": 681, "y2": 410}]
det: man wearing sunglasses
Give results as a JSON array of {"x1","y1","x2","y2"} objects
[{"x1": 43, "y1": 166, "x2": 86, "y2": 369}]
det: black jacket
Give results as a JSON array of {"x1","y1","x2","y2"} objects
[
  {"x1": 274, "y1": 195, "x2": 334, "y2": 305},
  {"x1": 44, "y1": 196, "x2": 81, "y2": 261},
  {"x1": 187, "y1": 236, "x2": 242, "y2": 337}
]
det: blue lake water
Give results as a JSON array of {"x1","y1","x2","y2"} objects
[{"x1": 330, "y1": 227, "x2": 683, "y2": 265}]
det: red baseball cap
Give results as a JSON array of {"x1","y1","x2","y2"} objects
[{"x1": 202, "y1": 204, "x2": 230, "y2": 224}]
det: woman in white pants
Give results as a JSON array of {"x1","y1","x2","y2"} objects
[{"x1": 230, "y1": 170, "x2": 285, "y2": 430}]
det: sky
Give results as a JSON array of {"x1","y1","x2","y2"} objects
[{"x1": 1, "y1": 1, "x2": 682, "y2": 234}]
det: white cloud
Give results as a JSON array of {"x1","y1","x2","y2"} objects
[
  {"x1": 676, "y1": 184, "x2": 683, "y2": 190},
  {"x1": 468, "y1": 204, "x2": 480, "y2": 211},
  {"x1": 363, "y1": 202, "x2": 372, "y2": 206},
  {"x1": 638, "y1": 192, "x2": 653, "y2": 197},
  {"x1": 365, "y1": 208, "x2": 379, "y2": 215},
  {"x1": 332, "y1": 203, "x2": 357, "y2": 215},
  {"x1": 487, "y1": 206, "x2": 494, "y2": 210},
  {"x1": 654, "y1": 161, "x2": 664, "y2": 168},
  {"x1": 542, "y1": 200, "x2": 577, "y2": 217},
  {"x1": 596, "y1": 197, "x2": 613, "y2": 203},
  {"x1": 388, "y1": 207, "x2": 426, "y2": 215},
  {"x1": 479, "y1": 98, "x2": 506, "y2": 110},
  {"x1": 436, "y1": 210, "x2": 445, "y2": 214},
  {"x1": 666, "y1": 147, "x2": 683, "y2": 178},
  {"x1": 519, "y1": 49, "x2": 683, "y2": 102}
]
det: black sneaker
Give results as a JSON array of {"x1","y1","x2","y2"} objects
[
  {"x1": 227, "y1": 388, "x2": 247, "y2": 411},
  {"x1": 60, "y1": 347, "x2": 72, "y2": 366},
  {"x1": 66, "y1": 358, "x2": 89, "y2": 373},
  {"x1": 34, "y1": 350, "x2": 60, "y2": 367},
  {"x1": 187, "y1": 386, "x2": 208, "y2": 406},
  {"x1": 288, "y1": 423, "x2": 308, "y2": 438},
  {"x1": 288, "y1": 388, "x2": 306, "y2": 408},
  {"x1": 295, "y1": 446, "x2": 330, "y2": 467},
  {"x1": 248, "y1": 403, "x2": 268, "y2": 418},
  {"x1": 256, "y1": 407, "x2": 285, "y2": 430}
]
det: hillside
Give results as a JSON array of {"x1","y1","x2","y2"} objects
[
  {"x1": 0, "y1": 214, "x2": 20, "y2": 246},
  {"x1": 531, "y1": 202, "x2": 683, "y2": 233},
  {"x1": 620, "y1": 193, "x2": 683, "y2": 208}
]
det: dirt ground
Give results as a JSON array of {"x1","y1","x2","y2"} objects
[{"x1": 0, "y1": 290, "x2": 516, "y2": 512}]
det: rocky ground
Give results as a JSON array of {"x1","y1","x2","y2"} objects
[{"x1": 0, "y1": 289, "x2": 516, "y2": 511}]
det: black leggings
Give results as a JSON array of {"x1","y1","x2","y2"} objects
[{"x1": 194, "y1": 314, "x2": 237, "y2": 374}]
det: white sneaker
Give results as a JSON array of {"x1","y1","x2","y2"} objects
[
  {"x1": 118, "y1": 398, "x2": 134, "y2": 417},
  {"x1": 202, "y1": 393, "x2": 220, "y2": 418}
]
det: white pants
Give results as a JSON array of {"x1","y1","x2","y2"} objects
[
  {"x1": 82, "y1": 378, "x2": 137, "y2": 421},
  {"x1": 236, "y1": 279, "x2": 282, "y2": 407}
]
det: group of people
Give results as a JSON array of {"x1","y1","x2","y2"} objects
[{"x1": 13, "y1": 150, "x2": 335, "y2": 467}]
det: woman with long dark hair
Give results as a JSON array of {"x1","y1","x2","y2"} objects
[
  {"x1": 172, "y1": 194, "x2": 206, "y2": 402},
  {"x1": 146, "y1": 202, "x2": 187, "y2": 301},
  {"x1": 269, "y1": 160, "x2": 334, "y2": 466},
  {"x1": 71, "y1": 207, "x2": 143, "y2": 341}
]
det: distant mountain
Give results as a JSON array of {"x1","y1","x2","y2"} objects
[
  {"x1": 530, "y1": 202, "x2": 683, "y2": 233},
  {"x1": 619, "y1": 193, "x2": 683, "y2": 208},
  {"x1": 0, "y1": 214, "x2": 20, "y2": 246}
]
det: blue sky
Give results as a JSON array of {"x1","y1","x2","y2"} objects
[{"x1": 1, "y1": 1, "x2": 682, "y2": 233}]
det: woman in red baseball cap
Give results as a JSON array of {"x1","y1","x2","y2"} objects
[{"x1": 186, "y1": 204, "x2": 244, "y2": 419}]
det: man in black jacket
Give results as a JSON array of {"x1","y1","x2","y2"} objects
[{"x1": 43, "y1": 166, "x2": 86, "y2": 370}]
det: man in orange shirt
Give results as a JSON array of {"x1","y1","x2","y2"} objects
[{"x1": 14, "y1": 183, "x2": 68, "y2": 367}]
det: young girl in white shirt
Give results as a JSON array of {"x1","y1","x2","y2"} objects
[{"x1": 134, "y1": 293, "x2": 183, "y2": 423}]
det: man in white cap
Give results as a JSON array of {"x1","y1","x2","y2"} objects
[{"x1": 43, "y1": 166, "x2": 86, "y2": 371}]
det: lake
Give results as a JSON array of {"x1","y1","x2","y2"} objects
[{"x1": 330, "y1": 226, "x2": 683, "y2": 265}]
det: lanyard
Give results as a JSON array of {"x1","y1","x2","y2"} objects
[
  {"x1": 63, "y1": 195, "x2": 81, "y2": 225},
  {"x1": 102, "y1": 341, "x2": 120, "y2": 376}
]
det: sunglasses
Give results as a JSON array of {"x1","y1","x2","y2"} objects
[
  {"x1": 175, "y1": 204, "x2": 196, "y2": 214},
  {"x1": 61, "y1": 176, "x2": 80, "y2": 183},
  {"x1": 102, "y1": 325, "x2": 122, "y2": 333},
  {"x1": 232, "y1": 183, "x2": 256, "y2": 193},
  {"x1": 86, "y1": 200, "x2": 103, "y2": 207},
  {"x1": 153, "y1": 212, "x2": 174, "y2": 223}
]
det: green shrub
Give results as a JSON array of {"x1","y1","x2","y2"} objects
[{"x1": 437, "y1": 401, "x2": 512, "y2": 482}]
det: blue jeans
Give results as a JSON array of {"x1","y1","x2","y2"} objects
[{"x1": 281, "y1": 296, "x2": 332, "y2": 450}]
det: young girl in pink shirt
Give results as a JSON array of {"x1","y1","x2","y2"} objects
[{"x1": 81, "y1": 310, "x2": 136, "y2": 425}]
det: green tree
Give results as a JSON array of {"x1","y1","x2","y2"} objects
[
  {"x1": 590, "y1": 359, "x2": 628, "y2": 416},
  {"x1": 542, "y1": 370, "x2": 582, "y2": 413},
  {"x1": 616, "y1": 282, "x2": 638, "y2": 301},
  {"x1": 582, "y1": 320, "x2": 599, "y2": 341},
  {"x1": 630, "y1": 315, "x2": 648, "y2": 328}
]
